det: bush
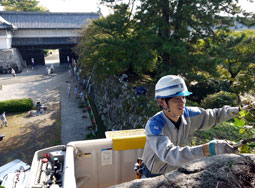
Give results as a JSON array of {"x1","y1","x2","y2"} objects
[
  {"x1": 188, "y1": 76, "x2": 231, "y2": 103},
  {"x1": 200, "y1": 91, "x2": 238, "y2": 109},
  {"x1": 0, "y1": 98, "x2": 34, "y2": 113},
  {"x1": 186, "y1": 99, "x2": 199, "y2": 107},
  {"x1": 86, "y1": 132, "x2": 96, "y2": 140}
]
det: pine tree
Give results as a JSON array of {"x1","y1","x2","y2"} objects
[
  {"x1": 0, "y1": 0, "x2": 48, "y2": 12},
  {"x1": 100, "y1": 0, "x2": 253, "y2": 75}
]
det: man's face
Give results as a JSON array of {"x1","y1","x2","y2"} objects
[{"x1": 167, "y1": 96, "x2": 186, "y2": 116}]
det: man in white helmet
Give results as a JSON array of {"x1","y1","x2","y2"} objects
[{"x1": 141, "y1": 75, "x2": 243, "y2": 178}]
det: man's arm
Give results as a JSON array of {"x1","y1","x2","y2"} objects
[{"x1": 186, "y1": 106, "x2": 240, "y2": 132}]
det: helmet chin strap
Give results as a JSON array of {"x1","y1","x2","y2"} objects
[
  {"x1": 164, "y1": 104, "x2": 179, "y2": 119},
  {"x1": 163, "y1": 106, "x2": 170, "y2": 113}
]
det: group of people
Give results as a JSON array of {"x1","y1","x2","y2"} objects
[
  {"x1": 1, "y1": 112, "x2": 8, "y2": 128},
  {"x1": 35, "y1": 102, "x2": 46, "y2": 116},
  {"x1": 67, "y1": 57, "x2": 87, "y2": 104},
  {"x1": 67, "y1": 82, "x2": 85, "y2": 102},
  {"x1": 68, "y1": 58, "x2": 81, "y2": 82}
]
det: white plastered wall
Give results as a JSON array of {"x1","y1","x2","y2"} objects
[{"x1": 0, "y1": 30, "x2": 13, "y2": 49}]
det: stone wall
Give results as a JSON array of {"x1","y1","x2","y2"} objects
[
  {"x1": 90, "y1": 76, "x2": 158, "y2": 131},
  {"x1": 0, "y1": 48, "x2": 24, "y2": 73}
]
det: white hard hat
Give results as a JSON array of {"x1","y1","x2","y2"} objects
[{"x1": 155, "y1": 75, "x2": 192, "y2": 99}]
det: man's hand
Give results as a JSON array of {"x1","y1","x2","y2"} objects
[
  {"x1": 242, "y1": 102, "x2": 255, "y2": 111},
  {"x1": 203, "y1": 140, "x2": 239, "y2": 156}
]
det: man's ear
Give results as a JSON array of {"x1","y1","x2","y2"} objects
[{"x1": 157, "y1": 98, "x2": 166, "y2": 107}]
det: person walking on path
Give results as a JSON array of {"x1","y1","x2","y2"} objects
[
  {"x1": 11, "y1": 68, "x2": 16, "y2": 77},
  {"x1": 67, "y1": 56, "x2": 71, "y2": 68},
  {"x1": 1, "y1": 112, "x2": 8, "y2": 127},
  {"x1": 76, "y1": 70, "x2": 80, "y2": 81},
  {"x1": 69, "y1": 69, "x2": 73, "y2": 78},
  {"x1": 74, "y1": 85, "x2": 79, "y2": 98},
  {"x1": 50, "y1": 64, "x2": 54, "y2": 74},
  {"x1": 80, "y1": 90, "x2": 85, "y2": 103},
  {"x1": 67, "y1": 84, "x2": 71, "y2": 98},
  {"x1": 71, "y1": 58, "x2": 76, "y2": 68},
  {"x1": 73, "y1": 65, "x2": 77, "y2": 78},
  {"x1": 31, "y1": 58, "x2": 35, "y2": 70}
]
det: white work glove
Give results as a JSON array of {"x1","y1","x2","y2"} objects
[
  {"x1": 242, "y1": 102, "x2": 255, "y2": 111},
  {"x1": 202, "y1": 140, "x2": 238, "y2": 156}
]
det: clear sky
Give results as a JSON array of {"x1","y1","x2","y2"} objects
[
  {"x1": 37, "y1": 0, "x2": 255, "y2": 16},
  {"x1": 0, "y1": 0, "x2": 254, "y2": 16},
  {"x1": 38, "y1": 0, "x2": 111, "y2": 16}
]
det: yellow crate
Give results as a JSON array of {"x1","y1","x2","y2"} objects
[{"x1": 105, "y1": 129, "x2": 146, "y2": 151}]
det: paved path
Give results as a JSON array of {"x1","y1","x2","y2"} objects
[
  {"x1": 0, "y1": 64, "x2": 91, "y2": 145},
  {"x1": 60, "y1": 74, "x2": 91, "y2": 144}
]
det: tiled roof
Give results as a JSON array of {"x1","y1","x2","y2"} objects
[
  {"x1": 0, "y1": 16, "x2": 17, "y2": 30},
  {"x1": 0, "y1": 11, "x2": 99, "y2": 29}
]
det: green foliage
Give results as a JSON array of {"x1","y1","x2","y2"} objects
[
  {"x1": 207, "y1": 30, "x2": 255, "y2": 96},
  {"x1": 86, "y1": 132, "x2": 96, "y2": 140},
  {"x1": 234, "y1": 118, "x2": 246, "y2": 128},
  {"x1": 200, "y1": 91, "x2": 238, "y2": 109},
  {"x1": 81, "y1": 0, "x2": 250, "y2": 76},
  {"x1": 193, "y1": 121, "x2": 255, "y2": 153},
  {"x1": 0, "y1": 98, "x2": 34, "y2": 113},
  {"x1": 77, "y1": 0, "x2": 255, "y2": 103},
  {"x1": 0, "y1": 0, "x2": 48, "y2": 11},
  {"x1": 232, "y1": 100, "x2": 255, "y2": 153},
  {"x1": 135, "y1": 0, "x2": 246, "y2": 75},
  {"x1": 188, "y1": 74, "x2": 231, "y2": 103},
  {"x1": 43, "y1": 49, "x2": 49, "y2": 57},
  {"x1": 86, "y1": 95, "x2": 106, "y2": 138},
  {"x1": 77, "y1": 0, "x2": 255, "y2": 144},
  {"x1": 186, "y1": 99, "x2": 198, "y2": 107},
  {"x1": 237, "y1": 16, "x2": 255, "y2": 28},
  {"x1": 234, "y1": 110, "x2": 249, "y2": 129},
  {"x1": 194, "y1": 95, "x2": 255, "y2": 154},
  {"x1": 76, "y1": 4, "x2": 157, "y2": 79}
]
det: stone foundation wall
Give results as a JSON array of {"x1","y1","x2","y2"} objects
[
  {"x1": 90, "y1": 76, "x2": 158, "y2": 131},
  {"x1": 0, "y1": 48, "x2": 24, "y2": 73}
]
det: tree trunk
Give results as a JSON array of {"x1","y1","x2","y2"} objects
[{"x1": 159, "y1": 0, "x2": 171, "y2": 66}]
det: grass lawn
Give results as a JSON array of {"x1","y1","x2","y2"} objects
[{"x1": 0, "y1": 103, "x2": 61, "y2": 166}]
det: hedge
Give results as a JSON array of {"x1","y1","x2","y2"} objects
[{"x1": 0, "y1": 98, "x2": 34, "y2": 113}]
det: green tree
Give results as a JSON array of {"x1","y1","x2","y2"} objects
[
  {"x1": 139, "y1": 0, "x2": 244, "y2": 73},
  {"x1": 208, "y1": 30, "x2": 255, "y2": 99},
  {"x1": 76, "y1": 4, "x2": 157, "y2": 78},
  {"x1": 0, "y1": 0, "x2": 48, "y2": 12},
  {"x1": 79, "y1": 0, "x2": 255, "y2": 102},
  {"x1": 100, "y1": 0, "x2": 254, "y2": 76}
]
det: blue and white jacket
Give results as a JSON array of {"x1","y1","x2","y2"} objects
[{"x1": 142, "y1": 106, "x2": 239, "y2": 174}]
